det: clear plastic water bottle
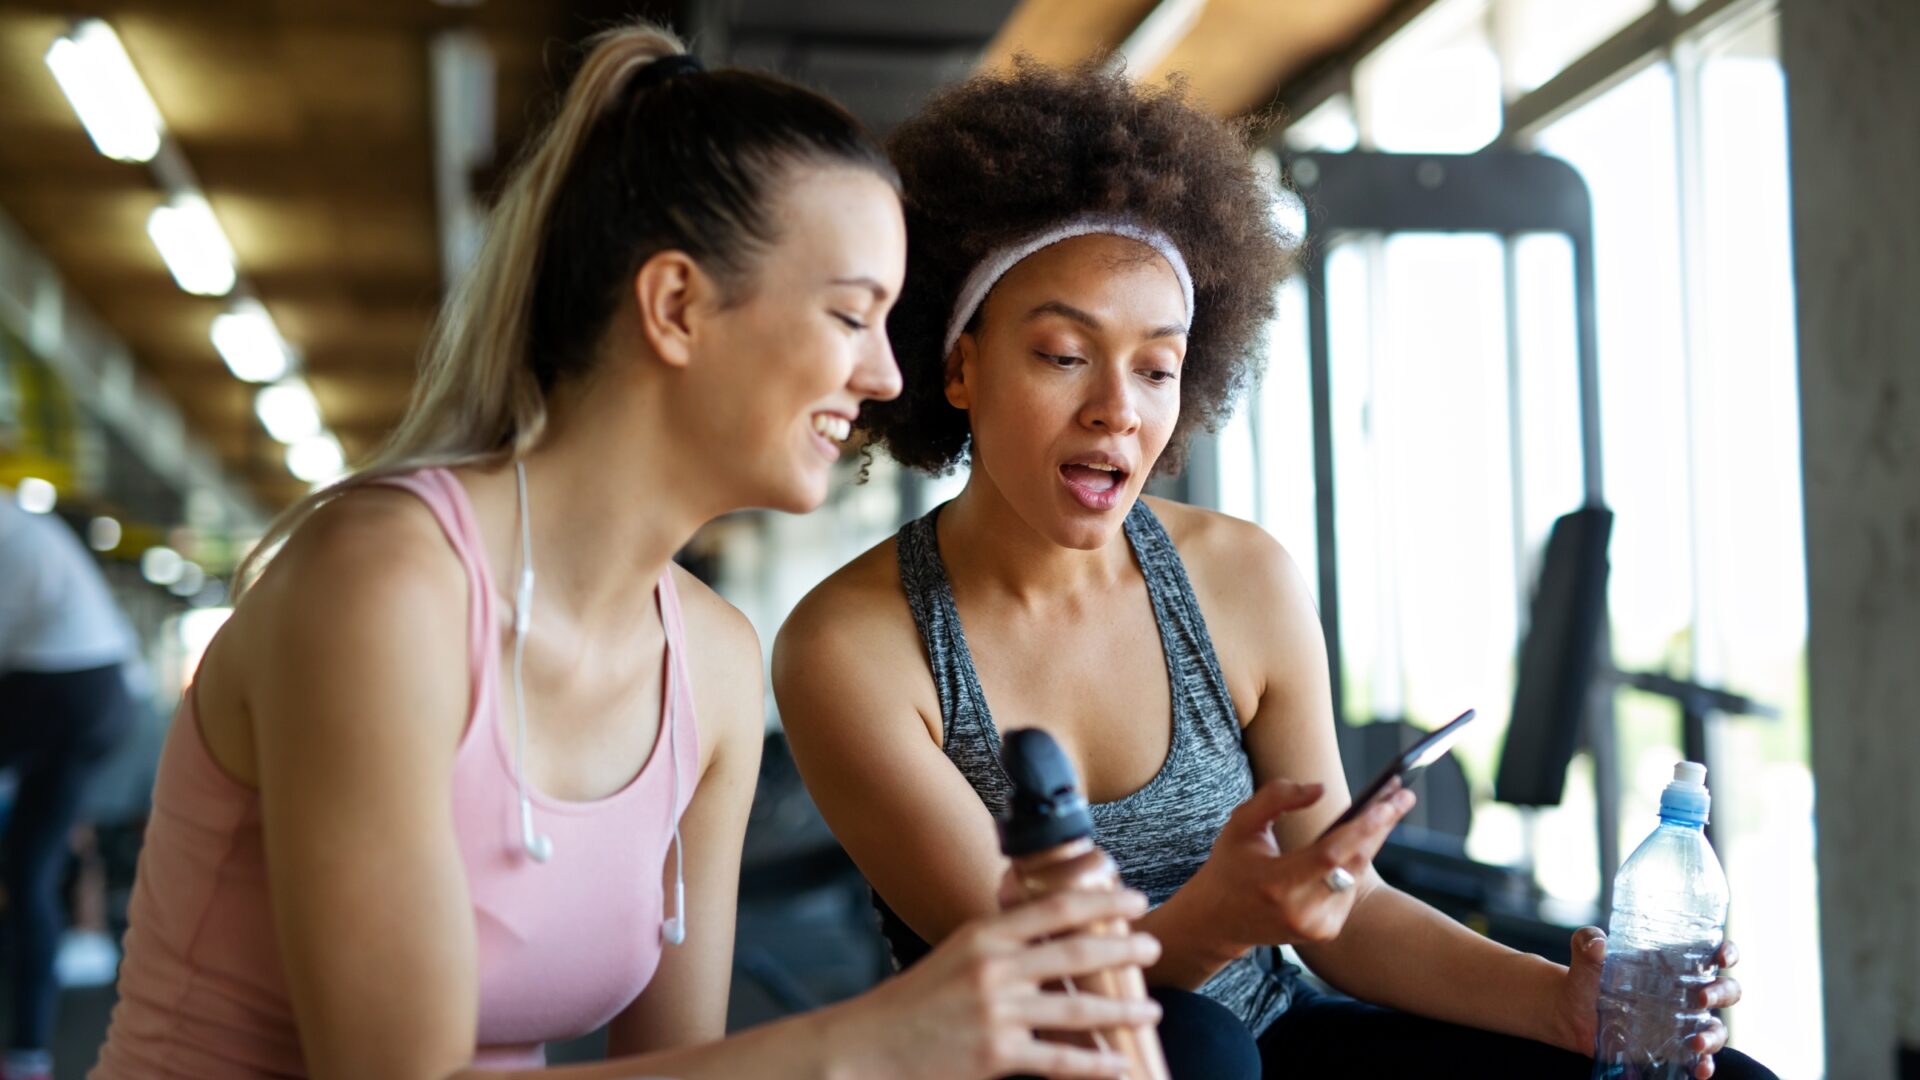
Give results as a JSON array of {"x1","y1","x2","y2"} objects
[{"x1": 1590, "y1": 761, "x2": 1730, "y2": 1080}]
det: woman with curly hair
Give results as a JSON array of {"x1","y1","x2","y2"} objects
[{"x1": 774, "y1": 61, "x2": 1772, "y2": 1078}]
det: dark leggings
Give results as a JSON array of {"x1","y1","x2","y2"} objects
[
  {"x1": 0, "y1": 665, "x2": 134, "y2": 1051},
  {"x1": 1149, "y1": 982, "x2": 1780, "y2": 1080},
  {"x1": 1257, "y1": 982, "x2": 1778, "y2": 1079},
  {"x1": 1036, "y1": 980, "x2": 1781, "y2": 1068}
]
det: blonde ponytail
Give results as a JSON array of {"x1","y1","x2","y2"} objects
[{"x1": 235, "y1": 23, "x2": 687, "y2": 591}]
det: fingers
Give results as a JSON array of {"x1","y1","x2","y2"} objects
[
  {"x1": 996, "y1": 866, "x2": 1025, "y2": 912},
  {"x1": 1715, "y1": 939, "x2": 1741, "y2": 970},
  {"x1": 1690, "y1": 1018, "x2": 1728, "y2": 1059},
  {"x1": 1318, "y1": 788, "x2": 1417, "y2": 870},
  {"x1": 1017, "y1": 987, "x2": 1163, "y2": 1032},
  {"x1": 1012, "y1": 932, "x2": 1162, "y2": 983},
  {"x1": 989, "y1": 889, "x2": 1149, "y2": 944},
  {"x1": 1231, "y1": 779, "x2": 1326, "y2": 836},
  {"x1": 1696, "y1": 975, "x2": 1742, "y2": 1011},
  {"x1": 1010, "y1": 849, "x2": 1118, "y2": 901},
  {"x1": 1002, "y1": 1040, "x2": 1135, "y2": 1079},
  {"x1": 1571, "y1": 926, "x2": 1608, "y2": 961}
]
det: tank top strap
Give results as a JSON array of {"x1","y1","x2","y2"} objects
[
  {"x1": 1121, "y1": 501, "x2": 1241, "y2": 737},
  {"x1": 895, "y1": 509, "x2": 997, "y2": 758},
  {"x1": 364, "y1": 468, "x2": 497, "y2": 715}
]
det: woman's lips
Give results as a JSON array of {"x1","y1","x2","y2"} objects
[{"x1": 1059, "y1": 463, "x2": 1124, "y2": 511}]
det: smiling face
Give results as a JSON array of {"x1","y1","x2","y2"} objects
[
  {"x1": 673, "y1": 163, "x2": 907, "y2": 514},
  {"x1": 946, "y1": 233, "x2": 1188, "y2": 550}
]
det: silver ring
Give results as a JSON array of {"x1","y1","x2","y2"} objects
[{"x1": 1323, "y1": 866, "x2": 1356, "y2": 893}]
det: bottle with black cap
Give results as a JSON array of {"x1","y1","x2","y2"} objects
[{"x1": 1001, "y1": 728, "x2": 1170, "y2": 1080}]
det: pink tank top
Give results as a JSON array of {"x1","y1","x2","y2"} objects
[{"x1": 93, "y1": 468, "x2": 699, "y2": 1078}]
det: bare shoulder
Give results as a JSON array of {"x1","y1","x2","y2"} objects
[
  {"x1": 232, "y1": 487, "x2": 470, "y2": 678},
  {"x1": 773, "y1": 534, "x2": 917, "y2": 673},
  {"x1": 1139, "y1": 497, "x2": 1324, "y2": 714},
  {"x1": 668, "y1": 562, "x2": 761, "y2": 672},
  {"x1": 1140, "y1": 496, "x2": 1308, "y2": 609},
  {"x1": 771, "y1": 534, "x2": 935, "y2": 735},
  {"x1": 664, "y1": 563, "x2": 764, "y2": 770},
  {"x1": 200, "y1": 486, "x2": 474, "y2": 785}
]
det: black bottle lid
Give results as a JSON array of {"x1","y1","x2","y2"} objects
[{"x1": 999, "y1": 728, "x2": 1094, "y2": 856}]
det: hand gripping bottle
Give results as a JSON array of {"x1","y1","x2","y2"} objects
[
  {"x1": 999, "y1": 728, "x2": 1170, "y2": 1080},
  {"x1": 1591, "y1": 762, "x2": 1731, "y2": 1080}
]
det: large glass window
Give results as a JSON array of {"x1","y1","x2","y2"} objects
[
  {"x1": 1353, "y1": 0, "x2": 1503, "y2": 153},
  {"x1": 1492, "y1": 0, "x2": 1656, "y2": 94},
  {"x1": 1232, "y1": 1, "x2": 1815, "y2": 1071},
  {"x1": 1683, "y1": 11, "x2": 1819, "y2": 1077}
]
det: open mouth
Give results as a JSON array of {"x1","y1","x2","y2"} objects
[
  {"x1": 1058, "y1": 460, "x2": 1129, "y2": 510},
  {"x1": 1060, "y1": 461, "x2": 1123, "y2": 492}
]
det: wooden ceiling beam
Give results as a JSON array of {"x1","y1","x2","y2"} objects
[
  {"x1": 1142, "y1": 0, "x2": 1402, "y2": 118},
  {"x1": 977, "y1": 0, "x2": 1161, "y2": 72},
  {"x1": 978, "y1": 0, "x2": 1405, "y2": 120}
]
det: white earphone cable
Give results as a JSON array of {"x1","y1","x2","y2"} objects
[
  {"x1": 512, "y1": 460, "x2": 549, "y2": 863},
  {"x1": 510, "y1": 459, "x2": 682, "y2": 944}
]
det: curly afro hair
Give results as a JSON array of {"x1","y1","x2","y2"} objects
[{"x1": 859, "y1": 59, "x2": 1297, "y2": 476}]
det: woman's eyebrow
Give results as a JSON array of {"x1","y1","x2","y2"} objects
[
  {"x1": 1026, "y1": 300, "x2": 1184, "y2": 341},
  {"x1": 1025, "y1": 299, "x2": 1102, "y2": 330},
  {"x1": 829, "y1": 275, "x2": 891, "y2": 301}
]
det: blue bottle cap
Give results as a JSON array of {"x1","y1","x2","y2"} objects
[{"x1": 1659, "y1": 761, "x2": 1711, "y2": 825}]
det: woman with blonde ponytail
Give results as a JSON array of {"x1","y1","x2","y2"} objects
[{"x1": 92, "y1": 22, "x2": 1161, "y2": 1080}]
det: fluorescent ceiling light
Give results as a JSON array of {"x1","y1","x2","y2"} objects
[
  {"x1": 286, "y1": 433, "x2": 346, "y2": 484},
  {"x1": 148, "y1": 194, "x2": 236, "y2": 297},
  {"x1": 44, "y1": 19, "x2": 164, "y2": 163},
  {"x1": 211, "y1": 300, "x2": 291, "y2": 383},
  {"x1": 14, "y1": 477, "x2": 57, "y2": 514},
  {"x1": 255, "y1": 379, "x2": 322, "y2": 444}
]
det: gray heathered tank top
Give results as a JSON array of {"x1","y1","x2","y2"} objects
[{"x1": 875, "y1": 500, "x2": 1296, "y2": 1035}]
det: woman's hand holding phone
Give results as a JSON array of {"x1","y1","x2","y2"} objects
[{"x1": 1179, "y1": 777, "x2": 1417, "y2": 951}]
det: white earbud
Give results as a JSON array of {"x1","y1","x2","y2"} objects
[{"x1": 520, "y1": 796, "x2": 553, "y2": 864}]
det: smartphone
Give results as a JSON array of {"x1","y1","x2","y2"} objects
[{"x1": 1318, "y1": 708, "x2": 1477, "y2": 840}]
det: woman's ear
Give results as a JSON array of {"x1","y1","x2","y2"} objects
[
  {"x1": 943, "y1": 334, "x2": 973, "y2": 410},
  {"x1": 632, "y1": 250, "x2": 715, "y2": 370}
]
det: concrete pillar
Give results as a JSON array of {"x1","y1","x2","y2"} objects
[{"x1": 1780, "y1": 0, "x2": 1920, "y2": 1076}]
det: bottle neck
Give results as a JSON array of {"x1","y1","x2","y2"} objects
[{"x1": 1658, "y1": 812, "x2": 1707, "y2": 830}]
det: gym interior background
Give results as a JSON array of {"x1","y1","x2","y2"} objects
[{"x1": 0, "y1": 0, "x2": 1913, "y2": 1076}]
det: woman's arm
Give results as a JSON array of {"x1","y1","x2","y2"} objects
[
  {"x1": 246, "y1": 499, "x2": 495, "y2": 1080},
  {"x1": 1294, "y1": 880, "x2": 1568, "y2": 1044},
  {"x1": 1171, "y1": 512, "x2": 1742, "y2": 1069},
  {"x1": 486, "y1": 889, "x2": 1170, "y2": 1080},
  {"x1": 1221, "y1": 518, "x2": 1569, "y2": 1039},
  {"x1": 772, "y1": 563, "x2": 1012, "y2": 947}
]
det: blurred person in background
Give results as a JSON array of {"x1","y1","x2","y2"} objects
[
  {"x1": 0, "y1": 495, "x2": 138, "y2": 1080},
  {"x1": 90, "y1": 21, "x2": 1162, "y2": 1080},
  {"x1": 775, "y1": 62, "x2": 1773, "y2": 1080}
]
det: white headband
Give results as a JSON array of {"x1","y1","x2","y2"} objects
[{"x1": 941, "y1": 213, "x2": 1195, "y2": 359}]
